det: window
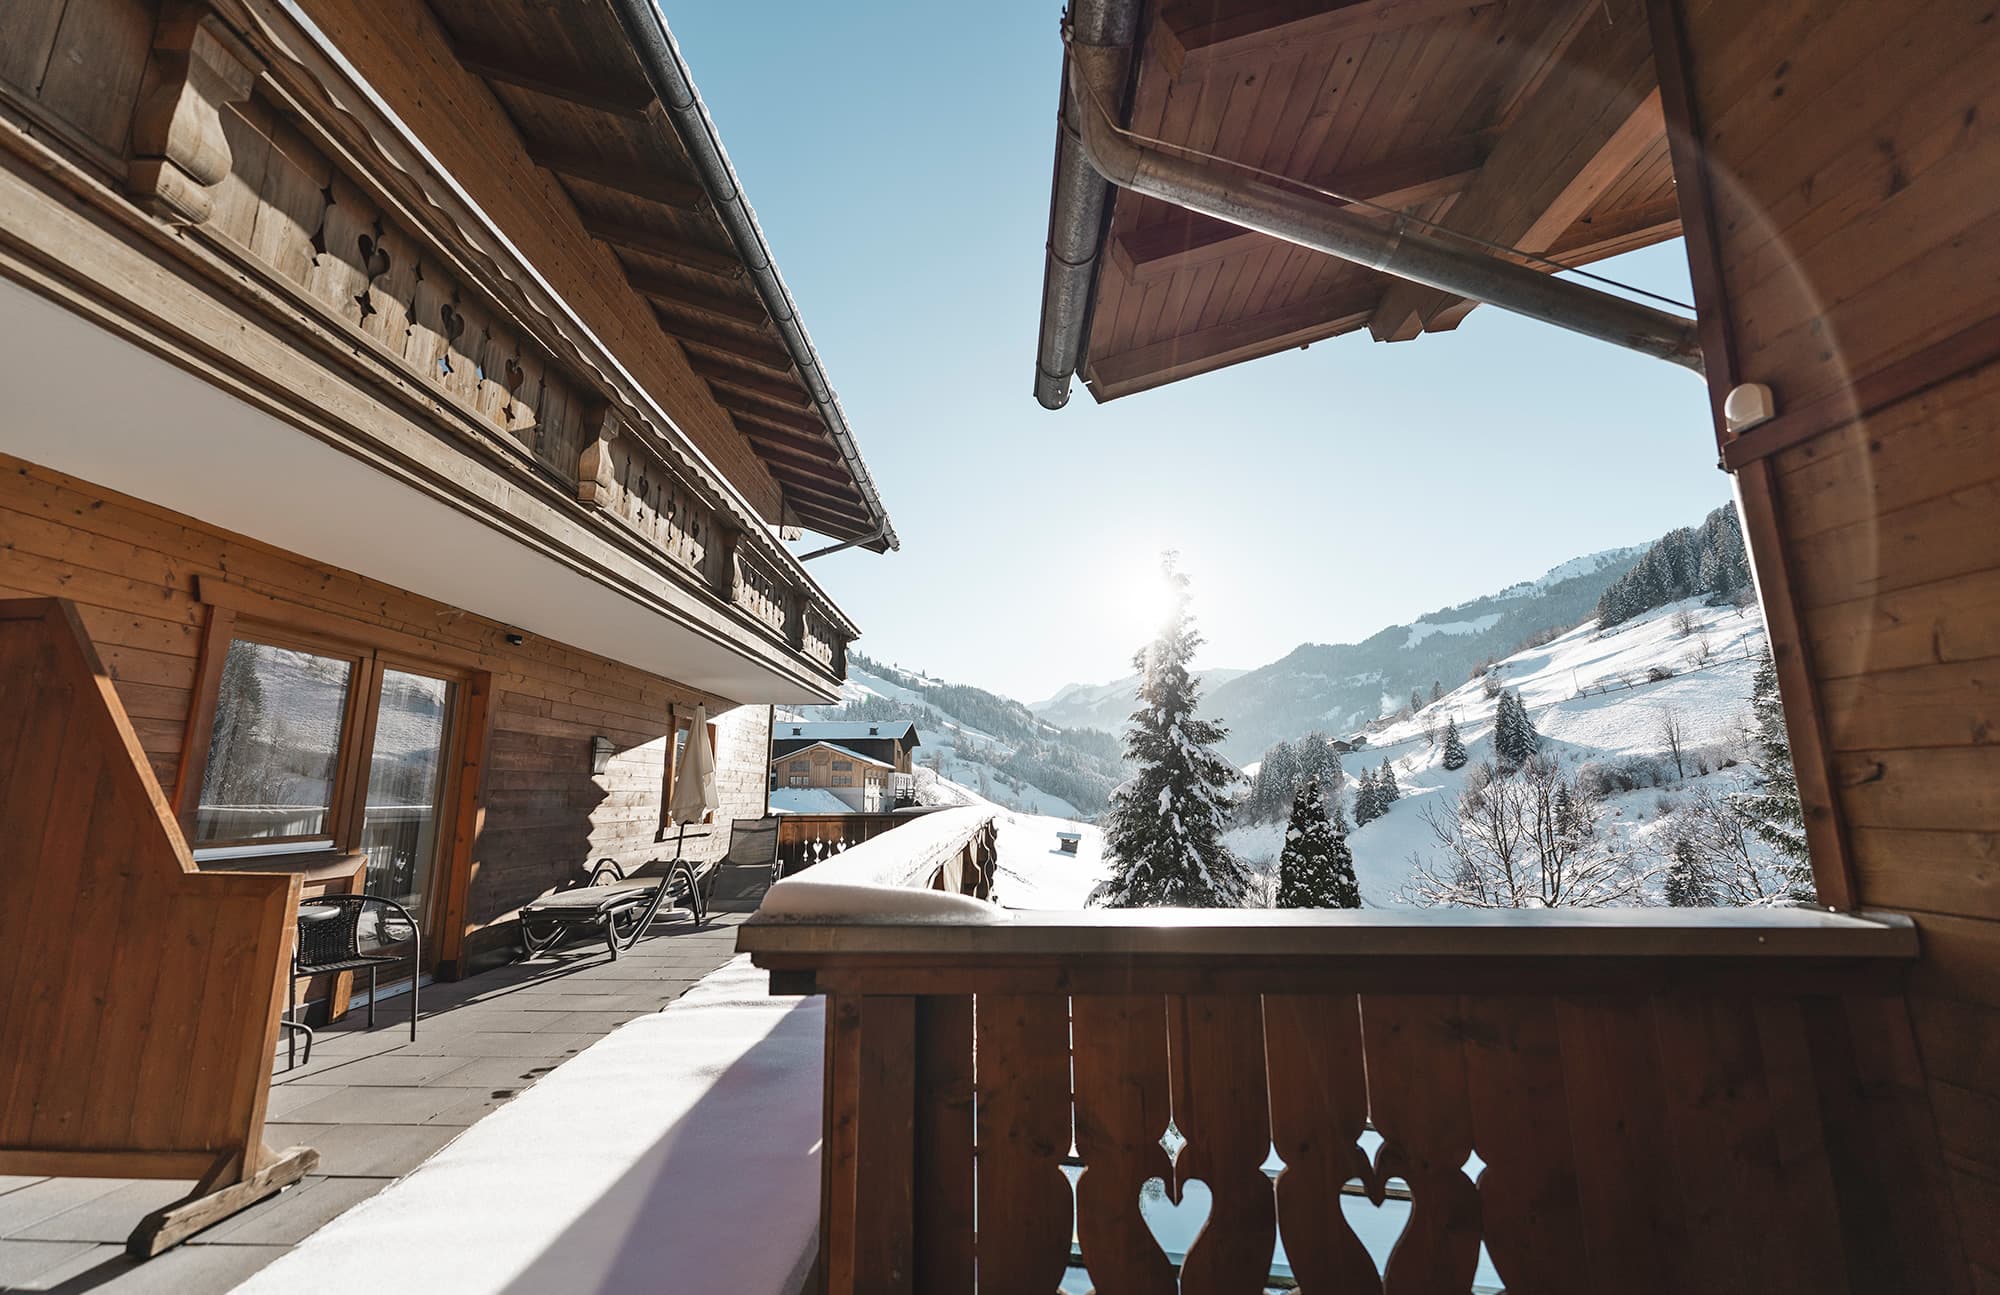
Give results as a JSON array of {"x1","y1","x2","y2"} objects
[
  {"x1": 186, "y1": 621, "x2": 467, "y2": 928},
  {"x1": 788, "y1": 774, "x2": 808, "y2": 787},
  {"x1": 832, "y1": 760, "x2": 853, "y2": 771},
  {"x1": 196, "y1": 638, "x2": 354, "y2": 846},
  {"x1": 791, "y1": 759, "x2": 810, "y2": 772},
  {"x1": 832, "y1": 774, "x2": 853, "y2": 787}
]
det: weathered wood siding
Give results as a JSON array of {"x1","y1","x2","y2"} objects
[
  {"x1": 0, "y1": 457, "x2": 770, "y2": 967},
  {"x1": 1668, "y1": 0, "x2": 2000, "y2": 1283}
]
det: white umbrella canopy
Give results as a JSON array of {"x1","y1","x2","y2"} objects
[{"x1": 668, "y1": 704, "x2": 718, "y2": 827}]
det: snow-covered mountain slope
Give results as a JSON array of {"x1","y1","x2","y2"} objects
[
  {"x1": 1031, "y1": 667, "x2": 1247, "y2": 734},
  {"x1": 1227, "y1": 595, "x2": 1773, "y2": 906},
  {"x1": 786, "y1": 655, "x2": 1124, "y2": 821},
  {"x1": 1035, "y1": 543, "x2": 1654, "y2": 763}
]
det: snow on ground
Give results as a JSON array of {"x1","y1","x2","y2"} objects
[
  {"x1": 993, "y1": 813, "x2": 1107, "y2": 909},
  {"x1": 767, "y1": 787, "x2": 853, "y2": 814},
  {"x1": 1227, "y1": 597, "x2": 1773, "y2": 906},
  {"x1": 910, "y1": 771, "x2": 1107, "y2": 910}
]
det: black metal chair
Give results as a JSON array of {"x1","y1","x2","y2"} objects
[{"x1": 288, "y1": 894, "x2": 421, "y2": 1065}]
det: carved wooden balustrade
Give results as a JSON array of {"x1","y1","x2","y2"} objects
[
  {"x1": 737, "y1": 908, "x2": 1936, "y2": 1294},
  {"x1": 0, "y1": 0, "x2": 854, "y2": 679}
]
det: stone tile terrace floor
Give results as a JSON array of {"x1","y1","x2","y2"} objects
[{"x1": 0, "y1": 913, "x2": 746, "y2": 1294}]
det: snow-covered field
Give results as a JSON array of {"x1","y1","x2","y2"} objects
[
  {"x1": 992, "y1": 813, "x2": 1107, "y2": 909},
  {"x1": 1227, "y1": 596, "x2": 1773, "y2": 906}
]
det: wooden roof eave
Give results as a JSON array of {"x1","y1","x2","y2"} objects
[
  {"x1": 427, "y1": 0, "x2": 896, "y2": 553},
  {"x1": 1040, "y1": 0, "x2": 1686, "y2": 404},
  {"x1": 242, "y1": 0, "x2": 869, "y2": 637}
]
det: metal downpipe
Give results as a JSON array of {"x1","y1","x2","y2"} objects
[
  {"x1": 1034, "y1": 0, "x2": 1145, "y2": 409},
  {"x1": 609, "y1": 0, "x2": 900, "y2": 550},
  {"x1": 1057, "y1": 39, "x2": 1705, "y2": 376}
]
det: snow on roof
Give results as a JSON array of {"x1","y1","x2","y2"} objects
[
  {"x1": 767, "y1": 740, "x2": 895, "y2": 769},
  {"x1": 774, "y1": 721, "x2": 920, "y2": 746},
  {"x1": 768, "y1": 788, "x2": 856, "y2": 814}
]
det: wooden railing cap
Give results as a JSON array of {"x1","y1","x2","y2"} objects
[{"x1": 737, "y1": 905, "x2": 1918, "y2": 961}]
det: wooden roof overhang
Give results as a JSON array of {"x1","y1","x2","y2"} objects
[
  {"x1": 1037, "y1": 0, "x2": 1684, "y2": 403},
  {"x1": 424, "y1": 0, "x2": 896, "y2": 551}
]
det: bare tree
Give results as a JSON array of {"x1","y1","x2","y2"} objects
[
  {"x1": 1671, "y1": 607, "x2": 1698, "y2": 638},
  {"x1": 1683, "y1": 631, "x2": 1715, "y2": 670},
  {"x1": 1657, "y1": 706, "x2": 1689, "y2": 780},
  {"x1": 1662, "y1": 786, "x2": 1797, "y2": 907},
  {"x1": 1402, "y1": 758, "x2": 1653, "y2": 908}
]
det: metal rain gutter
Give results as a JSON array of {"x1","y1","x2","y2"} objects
[
  {"x1": 1035, "y1": 1, "x2": 1704, "y2": 403},
  {"x1": 609, "y1": 0, "x2": 900, "y2": 552}
]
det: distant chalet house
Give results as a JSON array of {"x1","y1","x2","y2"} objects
[
  {"x1": 771, "y1": 721, "x2": 921, "y2": 775},
  {"x1": 769, "y1": 742, "x2": 897, "y2": 813},
  {"x1": 0, "y1": 0, "x2": 895, "y2": 981}
]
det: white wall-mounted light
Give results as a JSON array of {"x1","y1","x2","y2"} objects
[{"x1": 1724, "y1": 382, "x2": 1777, "y2": 435}]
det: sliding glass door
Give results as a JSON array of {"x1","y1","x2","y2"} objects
[{"x1": 359, "y1": 668, "x2": 456, "y2": 919}]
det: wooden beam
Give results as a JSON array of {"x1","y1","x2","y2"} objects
[
  {"x1": 452, "y1": 40, "x2": 656, "y2": 121},
  {"x1": 779, "y1": 476, "x2": 873, "y2": 520},
  {"x1": 718, "y1": 385, "x2": 826, "y2": 434},
  {"x1": 791, "y1": 499, "x2": 875, "y2": 535},
  {"x1": 1168, "y1": 0, "x2": 1503, "y2": 76},
  {"x1": 688, "y1": 352, "x2": 814, "y2": 408},
  {"x1": 733, "y1": 414, "x2": 840, "y2": 456},
  {"x1": 678, "y1": 333, "x2": 795, "y2": 379},
  {"x1": 585, "y1": 217, "x2": 742, "y2": 278},
  {"x1": 1087, "y1": 284, "x2": 1378, "y2": 400},
  {"x1": 523, "y1": 142, "x2": 705, "y2": 211},
  {"x1": 1116, "y1": 134, "x2": 1489, "y2": 281},
  {"x1": 660, "y1": 297, "x2": 776, "y2": 345},
  {"x1": 741, "y1": 432, "x2": 845, "y2": 477},
  {"x1": 1369, "y1": 0, "x2": 1662, "y2": 342},
  {"x1": 1545, "y1": 196, "x2": 1682, "y2": 263},
  {"x1": 624, "y1": 272, "x2": 767, "y2": 326},
  {"x1": 758, "y1": 445, "x2": 857, "y2": 492}
]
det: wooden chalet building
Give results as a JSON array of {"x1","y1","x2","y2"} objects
[
  {"x1": 0, "y1": 0, "x2": 893, "y2": 980},
  {"x1": 771, "y1": 719, "x2": 922, "y2": 774},
  {"x1": 738, "y1": 0, "x2": 2000, "y2": 1291}
]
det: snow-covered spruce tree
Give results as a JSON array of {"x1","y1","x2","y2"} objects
[
  {"x1": 1665, "y1": 837, "x2": 1717, "y2": 908},
  {"x1": 1276, "y1": 780, "x2": 1360, "y2": 908},
  {"x1": 1092, "y1": 557, "x2": 1248, "y2": 908},
  {"x1": 1351, "y1": 764, "x2": 1383, "y2": 827},
  {"x1": 1727, "y1": 646, "x2": 1815, "y2": 902},
  {"x1": 1494, "y1": 690, "x2": 1539, "y2": 768},
  {"x1": 1491, "y1": 691, "x2": 1519, "y2": 766},
  {"x1": 1377, "y1": 757, "x2": 1400, "y2": 805},
  {"x1": 1441, "y1": 717, "x2": 1468, "y2": 770},
  {"x1": 1295, "y1": 733, "x2": 1342, "y2": 804}
]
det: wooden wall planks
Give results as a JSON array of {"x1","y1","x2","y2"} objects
[{"x1": 1670, "y1": 0, "x2": 2000, "y2": 1282}]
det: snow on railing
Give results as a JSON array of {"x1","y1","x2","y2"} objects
[{"x1": 756, "y1": 805, "x2": 1006, "y2": 922}]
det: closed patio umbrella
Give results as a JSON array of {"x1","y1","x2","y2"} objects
[{"x1": 667, "y1": 705, "x2": 718, "y2": 855}]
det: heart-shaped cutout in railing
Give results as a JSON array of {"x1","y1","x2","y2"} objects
[
  {"x1": 1139, "y1": 1176, "x2": 1213, "y2": 1267},
  {"x1": 1337, "y1": 1174, "x2": 1411, "y2": 1281}
]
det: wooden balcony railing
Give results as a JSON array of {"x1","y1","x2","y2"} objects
[
  {"x1": 770, "y1": 809, "x2": 998, "y2": 906},
  {"x1": 737, "y1": 908, "x2": 1935, "y2": 1294},
  {"x1": 776, "y1": 809, "x2": 957, "y2": 878}
]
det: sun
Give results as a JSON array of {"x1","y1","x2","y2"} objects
[{"x1": 1103, "y1": 553, "x2": 1181, "y2": 650}]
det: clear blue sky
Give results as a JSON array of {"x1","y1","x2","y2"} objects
[{"x1": 669, "y1": 2, "x2": 1728, "y2": 704}]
